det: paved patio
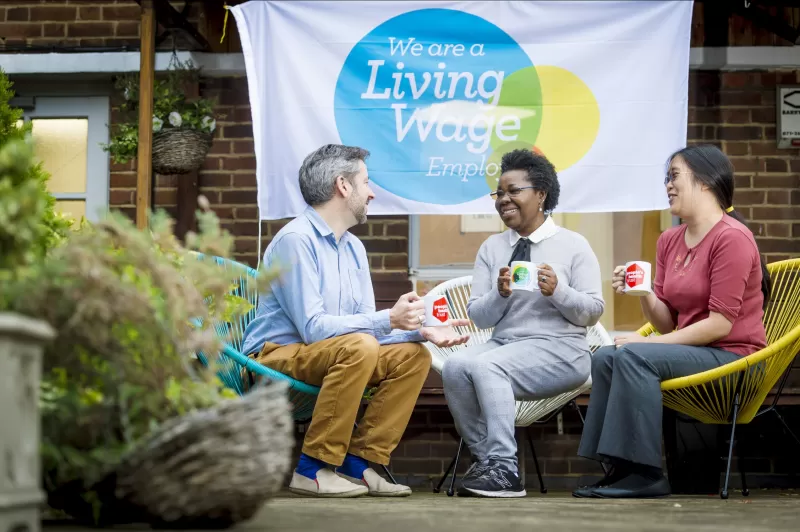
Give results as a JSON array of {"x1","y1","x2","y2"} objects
[{"x1": 45, "y1": 490, "x2": 800, "y2": 532}]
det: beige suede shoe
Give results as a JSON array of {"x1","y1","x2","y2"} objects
[
  {"x1": 288, "y1": 468, "x2": 369, "y2": 498},
  {"x1": 337, "y1": 467, "x2": 412, "y2": 497}
]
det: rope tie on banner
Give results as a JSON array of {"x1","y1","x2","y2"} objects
[{"x1": 221, "y1": 3, "x2": 230, "y2": 44}]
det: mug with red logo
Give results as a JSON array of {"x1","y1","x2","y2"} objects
[
  {"x1": 623, "y1": 261, "x2": 652, "y2": 296},
  {"x1": 424, "y1": 294, "x2": 450, "y2": 327}
]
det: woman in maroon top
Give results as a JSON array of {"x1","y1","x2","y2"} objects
[{"x1": 574, "y1": 145, "x2": 770, "y2": 499}]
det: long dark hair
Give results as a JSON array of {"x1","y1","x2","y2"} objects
[{"x1": 668, "y1": 144, "x2": 771, "y2": 309}]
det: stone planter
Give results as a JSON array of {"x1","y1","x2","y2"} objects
[{"x1": 0, "y1": 313, "x2": 55, "y2": 532}]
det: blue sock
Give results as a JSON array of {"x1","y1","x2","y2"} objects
[
  {"x1": 336, "y1": 453, "x2": 369, "y2": 479},
  {"x1": 296, "y1": 453, "x2": 328, "y2": 480}
]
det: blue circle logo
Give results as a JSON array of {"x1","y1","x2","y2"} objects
[{"x1": 334, "y1": 9, "x2": 538, "y2": 205}]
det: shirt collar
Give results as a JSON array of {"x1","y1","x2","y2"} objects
[
  {"x1": 304, "y1": 206, "x2": 334, "y2": 238},
  {"x1": 507, "y1": 216, "x2": 559, "y2": 246}
]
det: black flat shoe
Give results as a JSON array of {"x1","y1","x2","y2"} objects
[
  {"x1": 571, "y1": 467, "x2": 628, "y2": 498},
  {"x1": 592, "y1": 474, "x2": 671, "y2": 499}
]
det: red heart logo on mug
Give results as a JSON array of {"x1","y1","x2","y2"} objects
[
  {"x1": 432, "y1": 297, "x2": 449, "y2": 323},
  {"x1": 625, "y1": 264, "x2": 645, "y2": 288}
]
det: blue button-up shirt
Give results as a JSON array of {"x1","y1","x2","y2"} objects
[{"x1": 241, "y1": 207, "x2": 423, "y2": 355}]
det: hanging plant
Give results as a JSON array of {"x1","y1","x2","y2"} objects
[{"x1": 103, "y1": 57, "x2": 221, "y2": 175}]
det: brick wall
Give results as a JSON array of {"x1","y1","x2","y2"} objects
[
  {"x1": 0, "y1": 1, "x2": 142, "y2": 49},
  {"x1": 690, "y1": 70, "x2": 800, "y2": 263}
]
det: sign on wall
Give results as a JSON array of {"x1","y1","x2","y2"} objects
[
  {"x1": 231, "y1": 1, "x2": 693, "y2": 220},
  {"x1": 777, "y1": 86, "x2": 800, "y2": 149}
]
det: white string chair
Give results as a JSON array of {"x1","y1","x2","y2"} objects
[{"x1": 424, "y1": 276, "x2": 613, "y2": 495}]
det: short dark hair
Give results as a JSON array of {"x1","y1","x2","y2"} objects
[
  {"x1": 298, "y1": 144, "x2": 370, "y2": 206},
  {"x1": 499, "y1": 149, "x2": 560, "y2": 212}
]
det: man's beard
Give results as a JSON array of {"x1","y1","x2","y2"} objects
[{"x1": 347, "y1": 194, "x2": 368, "y2": 225}]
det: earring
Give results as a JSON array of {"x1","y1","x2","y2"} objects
[{"x1": 539, "y1": 203, "x2": 543, "y2": 212}]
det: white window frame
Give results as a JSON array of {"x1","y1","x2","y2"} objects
[{"x1": 21, "y1": 96, "x2": 110, "y2": 222}]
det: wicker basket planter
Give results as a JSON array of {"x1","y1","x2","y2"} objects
[
  {"x1": 152, "y1": 128, "x2": 214, "y2": 175},
  {"x1": 46, "y1": 381, "x2": 294, "y2": 528},
  {"x1": 0, "y1": 313, "x2": 55, "y2": 532}
]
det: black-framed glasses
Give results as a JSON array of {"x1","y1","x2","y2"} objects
[{"x1": 490, "y1": 186, "x2": 535, "y2": 199}]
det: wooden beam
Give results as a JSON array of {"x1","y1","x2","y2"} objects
[{"x1": 136, "y1": 0, "x2": 156, "y2": 230}]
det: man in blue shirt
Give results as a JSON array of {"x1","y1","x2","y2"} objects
[{"x1": 242, "y1": 144, "x2": 470, "y2": 498}]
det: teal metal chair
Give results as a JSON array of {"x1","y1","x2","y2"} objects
[
  {"x1": 194, "y1": 254, "x2": 319, "y2": 421},
  {"x1": 194, "y1": 254, "x2": 397, "y2": 482}
]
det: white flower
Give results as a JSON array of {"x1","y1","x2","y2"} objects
[
  {"x1": 152, "y1": 116, "x2": 163, "y2": 133},
  {"x1": 168, "y1": 112, "x2": 182, "y2": 128},
  {"x1": 123, "y1": 87, "x2": 131, "y2": 100},
  {"x1": 201, "y1": 116, "x2": 216, "y2": 133}
]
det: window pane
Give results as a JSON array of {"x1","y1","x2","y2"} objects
[
  {"x1": 31, "y1": 118, "x2": 88, "y2": 194},
  {"x1": 54, "y1": 200, "x2": 86, "y2": 226},
  {"x1": 416, "y1": 210, "x2": 670, "y2": 331},
  {"x1": 419, "y1": 214, "x2": 505, "y2": 267}
]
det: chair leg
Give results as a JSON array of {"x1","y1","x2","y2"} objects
[
  {"x1": 738, "y1": 454, "x2": 749, "y2": 497},
  {"x1": 381, "y1": 464, "x2": 398, "y2": 485},
  {"x1": 434, "y1": 446, "x2": 459, "y2": 494},
  {"x1": 721, "y1": 392, "x2": 740, "y2": 500},
  {"x1": 772, "y1": 409, "x2": 800, "y2": 449},
  {"x1": 526, "y1": 428, "x2": 547, "y2": 494},
  {"x1": 447, "y1": 438, "x2": 465, "y2": 497},
  {"x1": 571, "y1": 400, "x2": 586, "y2": 425}
]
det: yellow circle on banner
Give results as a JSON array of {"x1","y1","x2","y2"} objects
[{"x1": 533, "y1": 66, "x2": 600, "y2": 172}]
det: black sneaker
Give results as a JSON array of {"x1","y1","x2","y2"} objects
[
  {"x1": 458, "y1": 460, "x2": 526, "y2": 498},
  {"x1": 456, "y1": 460, "x2": 491, "y2": 495}
]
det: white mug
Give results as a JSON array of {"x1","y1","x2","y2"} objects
[
  {"x1": 624, "y1": 261, "x2": 652, "y2": 296},
  {"x1": 510, "y1": 261, "x2": 539, "y2": 291},
  {"x1": 424, "y1": 293, "x2": 450, "y2": 327}
]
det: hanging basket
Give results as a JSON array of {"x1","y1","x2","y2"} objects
[{"x1": 151, "y1": 128, "x2": 214, "y2": 175}]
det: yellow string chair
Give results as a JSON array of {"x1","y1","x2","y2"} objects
[{"x1": 636, "y1": 258, "x2": 800, "y2": 499}]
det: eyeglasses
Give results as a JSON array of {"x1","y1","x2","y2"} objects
[{"x1": 490, "y1": 186, "x2": 535, "y2": 199}]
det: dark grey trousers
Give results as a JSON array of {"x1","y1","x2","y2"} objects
[{"x1": 577, "y1": 342, "x2": 740, "y2": 468}]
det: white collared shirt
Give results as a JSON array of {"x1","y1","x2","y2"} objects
[{"x1": 507, "y1": 216, "x2": 559, "y2": 247}]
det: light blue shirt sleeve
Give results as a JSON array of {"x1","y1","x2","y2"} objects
[{"x1": 269, "y1": 233, "x2": 393, "y2": 344}]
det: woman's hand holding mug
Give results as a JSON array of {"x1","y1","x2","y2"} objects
[{"x1": 497, "y1": 267, "x2": 512, "y2": 297}]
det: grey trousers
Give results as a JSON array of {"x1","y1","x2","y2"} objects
[
  {"x1": 577, "y1": 343, "x2": 741, "y2": 468},
  {"x1": 442, "y1": 338, "x2": 591, "y2": 473}
]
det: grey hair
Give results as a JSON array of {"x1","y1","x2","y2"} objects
[{"x1": 298, "y1": 144, "x2": 370, "y2": 206}]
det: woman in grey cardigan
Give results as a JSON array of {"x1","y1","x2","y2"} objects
[{"x1": 442, "y1": 149, "x2": 605, "y2": 498}]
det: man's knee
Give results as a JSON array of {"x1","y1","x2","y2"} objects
[{"x1": 336, "y1": 333, "x2": 380, "y2": 368}]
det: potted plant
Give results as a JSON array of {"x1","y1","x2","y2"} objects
[
  {"x1": 1, "y1": 69, "x2": 292, "y2": 528},
  {"x1": 6, "y1": 207, "x2": 292, "y2": 527},
  {"x1": 103, "y1": 57, "x2": 219, "y2": 175},
  {"x1": 0, "y1": 68, "x2": 72, "y2": 532}
]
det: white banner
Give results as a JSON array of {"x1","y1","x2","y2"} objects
[{"x1": 231, "y1": 1, "x2": 693, "y2": 220}]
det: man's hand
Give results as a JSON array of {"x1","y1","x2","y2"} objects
[
  {"x1": 389, "y1": 292, "x2": 426, "y2": 331},
  {"x1": 497, "y1": 267, "x2": 512, "y2": 297},
  {"x1": 420, "y1": 319, "x2": 471, "y2": 348}
]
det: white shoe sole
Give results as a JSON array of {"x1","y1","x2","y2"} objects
[
  {"x1": 288, "y1": 485, "x2": 368, "y2": 498},
  {"x1": 367, "y1": 487, "x2": 412, "y2": 497},
  {"x1": 462, "y1": 487, "x2": 527, "y2": 498}
]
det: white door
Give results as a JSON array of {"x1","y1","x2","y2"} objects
[{"x1": 21, "y1": 96, "x2": 110, "y2": 223}]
